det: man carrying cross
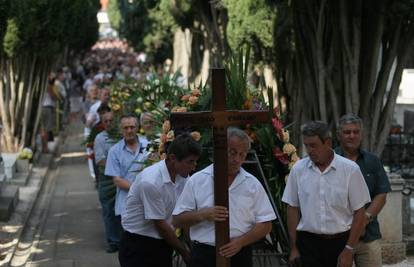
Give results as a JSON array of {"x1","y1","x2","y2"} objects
[{"x1": 172, "y1": 127, "x2": 276, "y2": 267}]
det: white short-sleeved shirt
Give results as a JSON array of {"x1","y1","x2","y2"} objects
[
  {"x1": 282, "y1": 153, "x2": 371, "y2": 234},
  {"x1": 173, "y1": 164, "x2": 276, "y2": 246},
  {"x1": 122, "y1": 160, "x2": 187, "y2": 239}
]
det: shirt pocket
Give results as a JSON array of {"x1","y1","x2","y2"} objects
[
  {"x1": 232, "y1": 196, "x2": 254, "y2": 226},
  {"x1": 327, "y1": 186, "x2": 348, "y2": 209}
]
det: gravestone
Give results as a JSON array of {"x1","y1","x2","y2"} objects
[
  {"x1": 378, "y1": 173, "x2": 406, "y2": 264},
  {"x1": 0, "y1": 154, "x2": 19, "y2": 221}
]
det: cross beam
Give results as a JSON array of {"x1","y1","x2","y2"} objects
[{"x1": 170, "y1": 68, "x2": 270, "y2": 267}]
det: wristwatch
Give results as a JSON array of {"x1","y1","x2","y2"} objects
[{"x1": 365, "y1": 211, "x2": 373, "y2": 222}]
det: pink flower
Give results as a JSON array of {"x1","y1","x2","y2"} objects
[{"x1": 273, "y1": 147, "x2": 290, "y2": 165}]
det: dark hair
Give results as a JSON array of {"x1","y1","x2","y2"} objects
[
  {"x1": 97, "y1": 103, "x2": 111, "y2": 115},
  {"x1": 301, "y1": 121, "x2": 331, "y2": 142},
  {"x1": 120, "y1": 114, "x2": 138, "y2": 126},
  {"x1": 167, "y1": 133, "x2": 201, "y2": 161}
]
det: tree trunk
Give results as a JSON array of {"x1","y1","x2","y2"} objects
[{"x1": 173, "y1": 28, "x2": 192, "y2": 87}]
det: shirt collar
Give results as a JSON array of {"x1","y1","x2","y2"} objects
[
  {"x1": 121, "y1": 136, "x2": 141, "y2": 153},
  {"x1": 306, "y1": 150, "x2": 338, "y2": 171},
  {"x1": 203, "y1": 164, "x2": 248, "y2": 189},
  {"x1": 160, "y1": 159, "x2": 184, "y2": 184},
  {"x1": 335, "y1": 146, "x2": 365, "y2": 160}
]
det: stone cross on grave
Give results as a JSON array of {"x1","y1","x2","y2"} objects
[{"x1": 170, "y1": 68, "x2": 270, "y2": 267}]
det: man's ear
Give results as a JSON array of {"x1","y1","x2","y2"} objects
[
  {"x1": 325, "y1": 138, "x2": 333, "y2": 148},
  {"x1": 167, "y1": 153, "x2": 177, "y2": 162}
]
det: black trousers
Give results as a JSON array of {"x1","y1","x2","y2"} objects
[
  {"x1": 189, "y1": 241, "x2": 252, "y2": 267},
  {"x1": 118, "y1": 231, "x2": 173, "y2": 267},
  {"x1": 296, "y1": 231, "x2": 350, "y2": 267}
]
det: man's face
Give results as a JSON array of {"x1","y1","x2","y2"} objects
[
  {"x1": 121, "y1": 117, "x2": 137, "y2": 142},
  {"x1": 101, "y1": 112, "x2": 114, "y2": 131},
  {"x1": 141, "y1": 114, "x2": 156, "y2": 135},
  {"x1": 337, "y1": 123, "x2": 362, "y2": 152},
  {"x1": 227, "y1": 136, "x2": 249, "y2": 176},
  {"x1": 173, "y1": 154, "x2": 199, "y2": 177},
  {"x1": 303, "y1": 135, "x2": 332, "y2": 165},
  {"x1": 100, "y1": 89, "x2": 111, "y2": 104}
]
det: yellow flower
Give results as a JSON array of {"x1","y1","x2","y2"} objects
[
  {"x1": 162, "y1": 120, "x2": 171, "y2": 134},
  {"x1": 181, "y1": 95, "x2": 190, "y2": 101},
  {"x1": 188, "y1": 96, "x2": 199, "y2": 105},
  {"x1": 111, "y1": 103, "x2": 121, "y2": 111},
  {"x1": 282, "y1": 129, "x2": 290, "y2": 143},
  {"x1": 190, "y1": 131, "x2": 201, "y2": 141},
  {"x1": 135, "y1": 108, "x2": 142, "y2": 114},
  {"x1": 283, "y1": 143, "x2": 296, "y2": 155},
  {"x1": 291, "y1": 153, "x2": 300, "y2": 162},
  {"x1": 144, "y1": 102, "x2": 152, "y2": 109},
  {"x1": 175, "y1": 228, "x2": 182, "y2": 238},
  {"x1": 191, "y1": 89, "x2": 201, "y2": 97},
  {"x1": 166, "y1": 130, "x2": 175, "y2": 141}
]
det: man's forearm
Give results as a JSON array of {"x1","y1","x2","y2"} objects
[
  {"x1": 287, "y1": 206, "x2": 300, "y2": 250},
  {"x1": 154, "y1": 220, "x2": 188, "y2": 256},
  {"x1": 346, "y1": 207, "x2": 366, "y2": 247},
  {"x1": 236, "y1": 222, "x2": 272, "y2": 247},
  {"x1": 366, "y1": 193, "x2": 387, "y2": 216},
  {"x1": 113, "y1": 176, "x2": 130, "y2": 190},
  {"x1": 172, "y1": 210, "x2": 205, "y2": 228}
]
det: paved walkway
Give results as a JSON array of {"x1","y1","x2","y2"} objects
[{"x1": 25, "y1": 123, "x2": 118, "y2": 267}]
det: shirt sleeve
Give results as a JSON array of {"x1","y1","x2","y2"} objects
[
  {"x1": 374, "y1": 158, "x2": 391, "y2": 194},
  {"x1": 104, "y1": 147, "x2": 121, "y2": 177},
  {"x1": 94, "y1": 135, "x2": 105, "y2": 163},
  {"x1": 281, "y1": 167, "x2": 299, "y2": 207},
  {"x1": 348, "y1": 167, "x2": 371, "y2": 211},
  {"x1": 173, "y1": 177, "x2": 196, "y2": 215},
  {"x1": 253, "y1": 181, "x2": 277, "y2": 223},
  {"x1": 139, "y1": 181, "x2": 167, "y2": 220}
]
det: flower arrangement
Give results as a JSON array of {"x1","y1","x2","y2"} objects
[{"x1": 18, "y1": 147, "x2": 33, "y2": 160}]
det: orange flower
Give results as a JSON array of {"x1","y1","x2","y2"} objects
[
  {"x1": 177, "y1": 107, "x2": 187, "y2": 112},
  {"x1": 191, "y1": 89, "x2": 201, "y2": 97},
  {"x1": 160, "y1": 134, "x2": 167, "y2": 143},
  {"x1": 181, "y1": 95, "x2": 190, "y2": 101},
  {"x1": 162, "y1": 120, "x2": 171, "y2": 134},
  {"x1": 188, "y1": 96, "x2": 199, "y2": 105},
  {"x1": 243, "y1": 99, "x2": 253, "y2": 110}
]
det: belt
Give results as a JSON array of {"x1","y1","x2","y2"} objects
[{"x1": 299, "y1": 230, "x2": 350, "y2": 240}]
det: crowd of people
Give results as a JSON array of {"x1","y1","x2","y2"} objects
[{"x1": 40, "y1": 38, "x2": 391, "y2": 267}]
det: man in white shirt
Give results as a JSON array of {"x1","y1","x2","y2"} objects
[
  {"x1": 119, "y1": 134, "x2": 202, "y2": 267},
  {"x1": 172, "y1": 127, "x2": 276, "y2": 267},
  {"x1": 282, "y1": 121, "x2": 371, "y2": 267}
]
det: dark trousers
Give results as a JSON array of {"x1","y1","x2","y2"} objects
[
  {"x1": 119, "y1": 231, "x2": 173, "y2": 267},
  {"x1": 189, "y1": 242, "x2": 252, "y2": 267},
  {"x1": 296, "y1": 231, "x2": 350, "y2": 267},
  {"x1": 96, "y1": 168, "x2": 121, "y2": 247}
]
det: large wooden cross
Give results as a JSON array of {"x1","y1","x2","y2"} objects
[{"x1": 170, "y1": 68, "x2": 270, "y2": 267}]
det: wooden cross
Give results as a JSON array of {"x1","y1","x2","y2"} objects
[{"x1": 170, "y1": 68, "x2": 270, "y2": 267}]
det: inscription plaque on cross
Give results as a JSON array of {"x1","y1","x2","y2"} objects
[{"x1": 170, "y1": 68, "x2": 270, "y2": 267}]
